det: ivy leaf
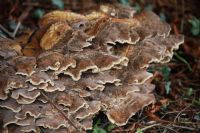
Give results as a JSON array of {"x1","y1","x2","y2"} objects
[
  {"x1": 165, "y1": 81, "x2": 171, "y2": 95},
  {"x1": 188, "y1": 17, "x2": 200, "y2": 36},
  {"x1": 93, "y1": 119, "x2": 107, "y2": 133},
  {"x1": 51, "y1": 0, "x2": 64, "y2": 9},
  {"x1": 159, "y1": 12, "x2": 166, "y2": 22},
  {"x1": 119, "y1": 0, "x2": 130, "y2": 6},
  {"x1": 136, "y1": 128, "x2": 143, "y2": 133},
  {"x1": 187, "y1": 88, "x2": 193, "y2": 97},
  {"x1": 33, "y1": 9, "x2": 45, "y2": 19},
  {"x1": 107, "y1": 123, "x2": 116, "y2": 131},
  {"x1": 192, "y1": 99, "x2": 200, "y2": 107},
  {"x1": 93, "y1": 127, "x2": 107, "y2": 133},
  {"x1": 161, "y1": 65, "x2": 171, "y2": 81},
  {"x1": 133, "y1": 3, "x2": 141, "y2": 12}
]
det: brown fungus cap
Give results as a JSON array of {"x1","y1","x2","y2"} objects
[
  {"x1": 35, "y1": 114, "x2": 70, "y2": 129},
  {"x1": 4, "y1": 124, "x2": 36, "y2": 133},
  {"x1": 106, "y1": 92, "x2": 155, "y2": 126},
  {"x1": 0, "y1": 4, "x2": 184, "y2": 132},
  {"x1": 0, "y1": 76, "x2": 8, "y2": 100},
  {"x1": 11, "y1": 88, "x2": 40, "y2": 100},
  {"x1": 26, "y1": 71, "x2": 54, "y2": 86},
  {"x1": 37, "y1": 51, "x2": 64, "y2": 71},
  {"x1": 38, "y1": 10, "x2": 87, "y2": 28},
  {"x1": 0, "y1": 109, "x2": 18, "y2": 127},
  {"x1": 13, "y1": 56, "x2": 36, "y2": 76},
  {"x1": 0, "y1": 38, "x2": 19, "y2": 59},
  {"x1": 0, "y1": 98, "x2": 21, "y2": 113},
  {"x1": 67, "y1": 30, "x2": 93, "y2": 52},
  {"x1": 54, "y1": 91, "x2": 87, "y2": 114},
  {"x1": 40, "y1": 21, "x2": 71, "y2": 50},
  {"x1": 100, "y1": 4, "x2": 136, "y2": 18}
]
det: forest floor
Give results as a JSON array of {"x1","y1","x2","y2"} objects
[{"x1": 0, "y1": 0, "x2": 200, "y2": 132}]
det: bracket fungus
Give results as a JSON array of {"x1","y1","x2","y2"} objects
[{"x1": 0, "y1": 4, "x2": 184, "y2": 133}]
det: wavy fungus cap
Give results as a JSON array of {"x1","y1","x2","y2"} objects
[{"x1": 0, "y1": 4, "x2": 184, "y2": 133}]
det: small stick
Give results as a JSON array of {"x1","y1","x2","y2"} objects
[
  {"x1": 12, "y1": 22, "x2": 21, "y2": 38},
  {"x1": 0, "y1": 24, "x2": 14, "y2": 38},
  {"x1": 140, "y1": 123, "x2": 161, "y2": 132},
  {"x1": 172, "y1": 124, "x2": 196, "y2": 131},
  {"x1": 0, "y1": 22, "x2": 21, "y2": 38},
  {"x1": 180, "y1": 0, "x2": 185, "y2": 33},
  {"x1": 0, "y1": 5, "x2": 32, "y2": 38},
  {"x1": 40, "y1": 91, "x2": 81, "y2": 132},
  {"x1": 173, "y1": 104, "x2": 191, "y2": 123}
]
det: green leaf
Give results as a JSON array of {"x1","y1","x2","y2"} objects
[
  {"x1": 119, "y1": 0, "x2": 130, "y2": 6},
  {"x1": 188, "y1": 17, "x2": 200, "y2": 36},
  {"x1": 33, "y1": 9, "x2": 45, "y2": 19},
  {"x1": 187, "y1": 88, "x2": 193, "y2": 96},
  {"x1": 144, "y1": 4, "x2": 154, "y2": 11},
  {"x1": 174, "y1": 53, "x2": 192, "y2": 72},
  {"x1": 136, "y1": 128, "x2": 143, "y2": 133},
  {"x1": 192, "y1": 99, "x2": 200, "y2": 107},
  {"x1": 161, "y1": 65, "x2": 171, "y2": 81},
  {"x1": 51, "y1": 0, "x2": 64, "y2": 9},
  {"x1": 93, "y1": 127, "x2": 107, "y2": 133},
  {"x1": 159, "y1": 12, "x2": 166, "y2": 22},
  {"x1": 107, "y1": 123, "x2": 116, "y2": 131},
  {"x1": 93, "y1": 119, "x2": 107, "y2": 133},
  {"x1": 165, "y1": 81, "x2": 171, "y2": 95},
  {"x1": 93, "y1": 124, "x2": 107, "y2": 133},
  {"x1": 133, "y1": 3, "x2": 141, "y2": 12}
]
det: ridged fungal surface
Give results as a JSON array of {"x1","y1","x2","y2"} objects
[{"x1": 0, "y1": 4, "x2": 184, "y2": 133}]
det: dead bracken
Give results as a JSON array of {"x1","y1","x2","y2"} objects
[{"x1": 0, "y1": 4, "x2": 184, "y2": 133}]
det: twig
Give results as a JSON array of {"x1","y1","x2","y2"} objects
[
  {"x1": 160, "y1": 124, "x2": 178, "y2": 133},
  {"x1": 161, "y1": 109, "x2": 195, "y2": 119},
  {"x1": 0, "y1": 4, "x2": 32, "y2": 38},
  {"x1": 140, "y1": 123, "x2": 161, "y2": 132},
  {"x1": 0, "y1": 24, "x2": 14, "y2": 38},
  {"x1": 180, "y1": 0, "x2": 185, "y2": 33},
  {"x1": 40, "y1": 91, "x2": 81, "y2": 132},
  {"x1": 111, "y1": 123, "x2": 136, "y2": 132},
  {"x1": 172, "y1": 124, "x2": 196, "y2": 131},
  {"x1": 181, "y1": 81, "x2": 200, "y2": 87},
  {"x1": 173, "y1": 104, "x2": 191, "y2": 123},
  {"x1": 12, "y1": 22, "x2": 21, "y2": 38}
]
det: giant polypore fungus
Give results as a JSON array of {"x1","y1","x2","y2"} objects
[{"x1": 0, "y1": 4, "x2": 184, "y2": 133}]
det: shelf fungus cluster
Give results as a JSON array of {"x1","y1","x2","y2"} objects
[{"x1": 0, "y1": 4, "x2": 183, "y2": 133}]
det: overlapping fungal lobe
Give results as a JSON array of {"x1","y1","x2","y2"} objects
[
  {"x1": 0, "y1": 4, "x2": 184, "y2": 133},
  {"x1": 100, "y1": 4, "x2": 136, "y2": 18},
  {"x1": 38, "y1": 11, "x2": 88, "y2": 29},
  {"x1": 12, "y1": 56, "x2": 36, "y2": 76},
  {"x1": 40, "y1": 21, "x2": 72, "y2": 50}
]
